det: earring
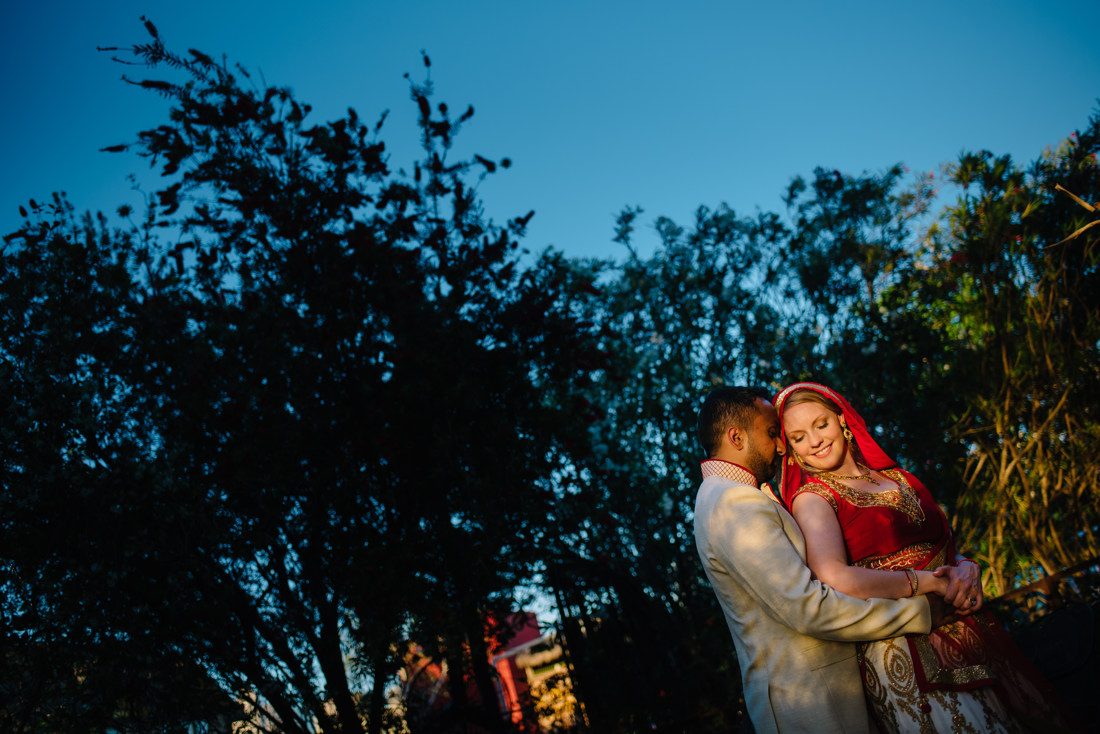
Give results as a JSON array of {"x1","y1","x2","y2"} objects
[{"x1": 843, "y1": 426, "x2": 855, "y2": 444}]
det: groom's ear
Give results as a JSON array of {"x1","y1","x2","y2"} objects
[{"x1": 726, "y1": 425, "x2": 743, "y2": 450}]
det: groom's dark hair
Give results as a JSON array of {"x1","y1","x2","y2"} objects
[{"x1": 697, "y1": 386, "x2": 771, "y2": 458}]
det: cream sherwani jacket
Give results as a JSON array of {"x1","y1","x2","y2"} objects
[{"x1": 694, "y1": 463, "x2": 931, "y2": 734}]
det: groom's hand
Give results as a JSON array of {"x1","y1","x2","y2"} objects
[
  {"x1": 926, "y1": 594, "x2": 959, "y2": 629},
  {"x1": 933, "y1": 563, "x2": 983, "y2": 613}
]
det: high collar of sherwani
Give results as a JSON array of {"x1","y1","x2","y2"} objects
[
  {"x1": 700, "y1": 459, "x2": 757, "y2": 486},
  {"x1": 700, "y1": 459, "x2": 780, "y2": 503}
]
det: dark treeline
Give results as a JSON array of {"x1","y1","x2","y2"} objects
[{"x1": 2, "y1": 22, "x2": 1098, "y2": 733}]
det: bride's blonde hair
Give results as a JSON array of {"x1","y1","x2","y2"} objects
[{"x1": 780, "y1": 388, "x2": 843, "y2": 418}]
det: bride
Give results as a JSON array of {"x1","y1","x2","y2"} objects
[{"x1": 774, "y1": 382, "x2": 1081, "y2": 733}]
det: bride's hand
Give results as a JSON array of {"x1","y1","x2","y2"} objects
[
  {"x1": 933, "y1": 563, "x2": 983, "y2": 613},
  {"x1": 918, "y1": 569, "x2": 950, "y2": 599}
]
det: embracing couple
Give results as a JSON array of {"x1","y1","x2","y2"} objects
[{"x1": 693, "y1": 383, "x2": 1079, "y2": 734}]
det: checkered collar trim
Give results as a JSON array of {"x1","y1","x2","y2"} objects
[{"x1": 700, "y1": 459, "x2": 758, "y2": 487}]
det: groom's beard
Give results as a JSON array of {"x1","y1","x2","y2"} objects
[{"x1": 746, "y1": 441, "x2": 779, "y2": 486}]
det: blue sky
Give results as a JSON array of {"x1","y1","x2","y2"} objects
[{"x1": 3, "y1": 1, "x2": 1098, "y2": 261}]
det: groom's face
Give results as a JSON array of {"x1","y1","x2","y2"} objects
[{"x1": 744, "y1": 399, "x2": 783, "y2": 483}]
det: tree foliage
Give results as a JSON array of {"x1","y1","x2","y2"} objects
[
  {"x1": 880, "y1": 122, "x2": 1100, "y2": 594},
  {"x1": 2, "y1": 23, "x2": 589, "y2": 734}
]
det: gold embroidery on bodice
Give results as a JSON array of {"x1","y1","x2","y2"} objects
[{"x1": 798, "y1": 468, "x2": 926, "y2": 525}]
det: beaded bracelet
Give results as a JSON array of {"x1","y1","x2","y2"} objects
[
  {"x1": 903, "y1": 568, "x2": 918, "y2": 597},
  {"x1": 958, "y1": 558, "x2": 980, "y2": 569}
]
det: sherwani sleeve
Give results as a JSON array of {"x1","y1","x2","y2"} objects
[{"x1": 705, "y1": 484, "x2": 931, "y2": 641}]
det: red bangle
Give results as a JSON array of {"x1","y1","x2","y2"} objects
[{"x1": 903, "y1": 568, "x2": 918, "y2": 597}]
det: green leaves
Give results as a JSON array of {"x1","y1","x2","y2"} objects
[{"x1": 878, "y1": 114, "x2": 1100, "y2": 594}]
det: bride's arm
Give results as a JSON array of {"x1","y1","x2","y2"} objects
[{"x1": 792, "y1": 492, "x2": 948, "y2": 601}]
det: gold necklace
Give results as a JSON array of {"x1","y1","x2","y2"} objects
[{"x1": 818, "y1": 463, "x2": 881, "y2": 486}]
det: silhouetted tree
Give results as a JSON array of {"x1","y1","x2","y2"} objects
[{"x1": 1, "y1": 22, "x2": 590, "y2": 734}]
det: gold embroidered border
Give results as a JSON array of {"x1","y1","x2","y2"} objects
[
  {"x1": 855, "y1": 542, "x2": 939, "y2": 571},
  {"x1": 774, "y1": 382, "x2": 848, "y2": 412},
  {"x1": 809, "y1": 468, "x2": 926, "y2": 525},
  {"x1": 789, "y1": 483, "x2": 839, "y2": 512},
  {"x1": 855, "y1": 541, "x2": 949, "y2": 571},
  {"x1": 911, "y1": 623, "x2": 997, "y2": 688}
]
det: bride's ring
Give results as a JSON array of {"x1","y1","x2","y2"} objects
[{"x1": 968, "y1": 598, "x2": 977, "y2": 606}]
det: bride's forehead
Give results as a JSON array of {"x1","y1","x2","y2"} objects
[{"x1": 783, "y1": 401, "x2": 833, "y2": 424}]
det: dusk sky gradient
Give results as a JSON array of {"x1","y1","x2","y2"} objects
[{"x1": 3, "y1": 1, "x2": 1098, "y2": 260}]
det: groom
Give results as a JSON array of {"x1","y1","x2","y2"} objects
[{"x1": 693, "y1": 386, "x2": 937, "y2": 734}]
